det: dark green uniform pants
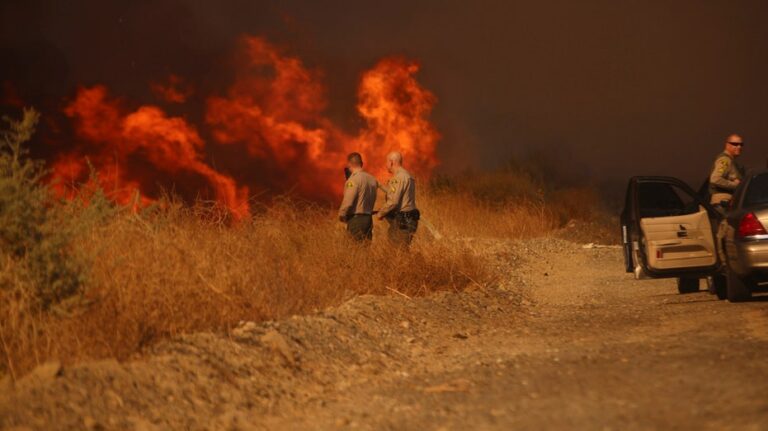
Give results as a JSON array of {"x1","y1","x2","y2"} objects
[
  {"x1": 347, "y1": 214, "x2": 373, "y2": 241},
  {"x1": 387, "y1": 213, "x2": 418, "y2": 247}
]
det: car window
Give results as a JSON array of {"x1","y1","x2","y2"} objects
[
  {"x1": 744, "y1": 173, "x2": 768, "y2": 207},
  {"x1": 637, "y1": 182, "x2": 699, "y2": 218}
]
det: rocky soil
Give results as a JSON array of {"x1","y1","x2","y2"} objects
[{"x1": 2, "y1": 238, "x2": 768, "y2": 430}]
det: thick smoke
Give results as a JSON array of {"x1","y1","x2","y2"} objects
[{"x1": 3, "y1": 0, "x2": 768, "y2": 193}]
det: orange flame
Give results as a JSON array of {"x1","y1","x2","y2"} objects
[
  {"x1": 150, "y1": 74, "x2": 193, "y2": 104},
  {"x1": 355, "y1": 57, "x2": 440, "y2": 179},
  {"x1": 206, "y1": 36, "x2": 350, "y2": 199},
  {"x1": 56, "y1": 85, "x2": 249, "y2": 216},
  {"x1": 49, "y1": 35, "x2": 440, "y2": 216}
]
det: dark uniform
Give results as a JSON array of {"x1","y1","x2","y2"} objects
[
  {"x1": 338, "y1": 170, "x2": 378, "y2": 241},
  {"x1": 709, "y1": 151, "x2": 744, "y2": 205},
  {"x1": 379, "y1": 167, "x2": 419, "y2": 246}
]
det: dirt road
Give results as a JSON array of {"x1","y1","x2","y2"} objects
[{"x1": 3, "y1": 239, "x2": 768, "y2": 430}]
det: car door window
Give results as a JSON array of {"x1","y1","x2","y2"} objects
[
  {"x1": 637, "y1": 182, "x2": 699, "y2": 218},
  {"x1": 744, "y1": 173, "x2": 768, "y2": 206}
]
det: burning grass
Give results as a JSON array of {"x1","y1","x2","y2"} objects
[{"x1": 0, "y1": 111, "x2": 614, "y2": 380}]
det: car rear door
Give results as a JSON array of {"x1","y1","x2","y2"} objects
[{"x1": 622, "y1": 176, "x2": 721, "y2": 279}]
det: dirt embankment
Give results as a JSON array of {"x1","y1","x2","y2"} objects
[{"x1": 3, "y1": 238, "x2": 768, "y2": 430}]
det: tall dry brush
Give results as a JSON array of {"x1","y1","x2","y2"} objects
[{"x1": 0, "y1": 110, "x2": 614, "y2": 379}]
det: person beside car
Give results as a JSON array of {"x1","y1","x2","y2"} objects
[{"x1": 709, "y1": 133, "x2": 746, "y2": 208}]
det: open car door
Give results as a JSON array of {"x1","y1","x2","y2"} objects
[{"x1": 621, "y1": 176, "x2": 721, "y2": 279}]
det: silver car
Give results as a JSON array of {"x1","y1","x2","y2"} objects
[{"x1": 620, "y1": 172, "x2": 768, "y2": 302}]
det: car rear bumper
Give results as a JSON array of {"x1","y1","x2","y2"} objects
[{"x1": 731, "y1": 238, "x2": 768, "y2": 277}]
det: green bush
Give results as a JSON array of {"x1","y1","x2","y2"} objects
[{"x1": 0, "y1": 108, "x2": 86, "y2": 309}]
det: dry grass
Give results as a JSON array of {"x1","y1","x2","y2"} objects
[
  {"x1": 424, "y1": 169, "x2": 615, "y2": 241},
  {"x1": 0, "y1": 197, "x2": 495, "y2": 379},
  {"x1": 421, "y1": 192, "x2": 558, "y2": 239},
  {"x1": 0, "y1": 158, "x2": 616, "y2": 379}
]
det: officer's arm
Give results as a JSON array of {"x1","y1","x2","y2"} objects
[
  {"x1": 378, "y1": 179, "x2": 405, "y2": 218},
  {"x1": 338, "y1": 181, "x2": 356, "y2": 221},
  {"x1": 709, "y1": 157, "x2": 739, "y2": 191}
]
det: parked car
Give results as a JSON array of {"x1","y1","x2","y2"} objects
[{"x1": 620, "y1": 171, "x2": 768, "y2": 302}]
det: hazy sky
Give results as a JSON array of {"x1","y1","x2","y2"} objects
[{"x1": 2, "y1": 0, "x2": 767, "y2": 188}]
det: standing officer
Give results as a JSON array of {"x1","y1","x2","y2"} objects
[
  {"x1": 709, "y1": 134, "x2": 746, "y2": 207},
  {"x1": 377, "y1": 151, "x2": 420, "y2": 246},
  {"x1": 338, "y1": 152, "x2": 378, "y2": 241}
]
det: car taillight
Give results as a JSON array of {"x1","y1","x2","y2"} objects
[{"x1": 738, "y1": 212, "x2": 767, "y2": 238}]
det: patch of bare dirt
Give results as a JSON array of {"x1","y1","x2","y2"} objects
[{"x1": 3, "y1": 238, "x2": 768, "y2": 430}]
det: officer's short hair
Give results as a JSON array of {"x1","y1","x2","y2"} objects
[{"x1": 347, "y1": 152, "x2": 363, "y2": 167}]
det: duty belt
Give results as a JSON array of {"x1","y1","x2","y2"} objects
[{"x1": 398, "y1": 209, "x2": 420, "y2": 220}]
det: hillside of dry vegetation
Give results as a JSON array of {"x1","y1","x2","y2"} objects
[{"x1": 0, "y1": 109, "x2": 615, "y2": 380}]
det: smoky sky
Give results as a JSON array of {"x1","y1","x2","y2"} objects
[{"x1": 2, "y1": 0, "x2": 768, "y2": 191}]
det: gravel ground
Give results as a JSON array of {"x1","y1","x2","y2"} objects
[{"x1": 2, "y1": 238, "x2": 768, "y2": 430}]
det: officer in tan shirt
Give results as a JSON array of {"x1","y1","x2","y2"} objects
[
  {"x1": 338, "y1": 152, "x2": 379, "y2": 241},
  {"x1": 377, "y1": 151, "x2": 420, "y2": 246},
  {"x1": 709, "y1": 133, "x2": 745, "y2": 207}
]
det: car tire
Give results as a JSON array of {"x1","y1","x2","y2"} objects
[
  {"x1": 677, "y1": 277, "x2": 699, "y2": 294},
  {"x1": 710, "y1": 274, "x2": 727, "y2": 300},
  {"x1": 726, "y1": 270, "x2": 753, "y2": 302}
]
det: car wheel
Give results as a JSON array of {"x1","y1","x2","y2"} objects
[
  {"x1": 726, "y1": 270, "x2": 753, "y2": 302},
  {"x1": 710, "y1": 274, "x2": 727, "y2": 300},
  {"x1": 677, "y1": 277, "x2": 699, "y2": 294}
]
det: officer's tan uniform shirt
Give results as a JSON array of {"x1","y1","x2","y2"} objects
[
  {"x1": 709, "y1": 152, "x2": 743, "y2": 204},
  {"x1": 380, "y1": 167, "x2": 417, "y2": 216},
  {"x1": 338, "y1": 170, "x2": 378, "y2": 219}
]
